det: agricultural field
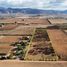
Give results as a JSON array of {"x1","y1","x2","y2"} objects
[
  {"x1": 0, "y1": 45, "x2": 13, "y2": 54},
  {"x1": 0, "y1": 18, "x2": 50, "y2": 25},
  {"x1": 48, "y1": 19, "x2": 67, "y2": 24},
  {"x1": 0, "y1": 27, "x2": 67, "y2": 61},
  {"x1": 0, "y1": 18, "x2": 67, "y2": 61},
  {"x1": 0, "y1": 36, "x2": 24, "y2": 43},
  {"x1": 0, "y1": 35, "x2": 32, "y2": 60},
  {"x1": 0, "y1": 23, "x2": 18, "y2": 30},
  {"x1": 0, "y1": 26, "x2": 35, "y2": 35},
  {"x1": 0, "y1": 28, "x2": 59, "y2": 61},
  {"x1": 47, "y1": 29, "x2": 67, "y2": 61},
  {"x1": 25, "y1": 28, "x2": 59, "y2": 61}
]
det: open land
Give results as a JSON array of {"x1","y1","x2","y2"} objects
[{"x1": 0, "y1": 16, "x2": 67, "y2": 67}]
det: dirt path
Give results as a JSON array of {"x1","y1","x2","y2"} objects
[{"x1": 0, "y1": 60, "x2": 67, "y2": 67}]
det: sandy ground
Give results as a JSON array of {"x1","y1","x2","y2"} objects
[{"x1": 0, "y1": 60, "x2": 67, "y2": 67}]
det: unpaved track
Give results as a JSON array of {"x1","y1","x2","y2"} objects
[{"x1": 0, "y1": 60, "x2": 67, "y2": 67}]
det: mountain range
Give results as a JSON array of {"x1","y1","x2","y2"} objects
[{"x1": 0, "y1": 7, "x2": 67, "y2": 15}]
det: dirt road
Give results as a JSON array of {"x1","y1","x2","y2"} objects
[{"x1": 0, "y1": 60, "x2": 67, "y2": 67}]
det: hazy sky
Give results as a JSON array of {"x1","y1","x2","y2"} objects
[{"x1": 0, "y1": 0, "x2": 67, "y2": 10}]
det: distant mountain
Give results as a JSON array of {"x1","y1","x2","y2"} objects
[{"x1": 0, "y1": 7, "x2": 67, "y2": 15}]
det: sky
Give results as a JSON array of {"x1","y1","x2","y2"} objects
[{"x1": 0, "y1": 0, "x2": 67, "y2": 10}]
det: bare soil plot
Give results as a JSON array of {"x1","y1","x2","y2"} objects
[
  {"x1": 0, "y1": 18, "x2": 50, "y2": 25},
  {"x1": 47, "y1": 29, "x2": 67, "y2": 60},
  {"x1": 18, "y1": 18, "x2": 50, "y2": 25},
  {"x1": 0, "y1": 36, "x2": 23, "y2": 43},
  {"x1": 0, "y1": 44, "x2": 10, "y2": 46},
  {"x1": 0, "y1": 24, "x2": 18, "y2": 30},
  {"x1": 48, "y1": 19, "x2": 67, "y2": 24},
  {"x1": 0, "y1": 45, "x2": 13, "y2": 54},
  {"x1": 0, "y1": 18, "x2": 16, "y2": 23},
  {"x1": 0, "y1": 26, "x2": 35, "y2": 35}
]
